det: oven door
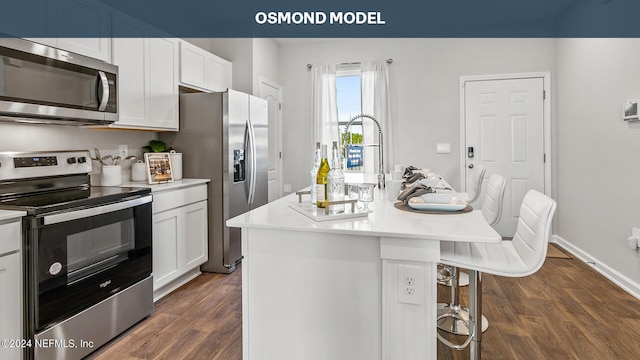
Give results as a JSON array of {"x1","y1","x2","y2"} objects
[{"x1": 31, "y1": 195, "x2": 152, "y2": 331}]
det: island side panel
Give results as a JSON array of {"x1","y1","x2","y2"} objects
[
  {"x1": 381, "y1": 237, "x2": 439, "y2": 359},
  {"x1": 242, "y1": 227, "x2": 382, "y2": 360}
]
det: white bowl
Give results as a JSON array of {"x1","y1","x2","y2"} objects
[{"x1": 421, "y1": 193, "x2": 458, "y2": 204}]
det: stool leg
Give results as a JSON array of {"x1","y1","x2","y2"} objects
[
  {"x1": 468, "y1": 270, "x2": 482, "y2": 360},
  {"x1": 437, "y1": 267, "x2": 488, "y2": 335},
  {"x1": 449, "y1": 266, "x2": 461, "y2": 333}
]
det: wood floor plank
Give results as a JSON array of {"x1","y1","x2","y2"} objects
[{"x1": 89, "y1": 245, "x2": 640, "y2": 359}]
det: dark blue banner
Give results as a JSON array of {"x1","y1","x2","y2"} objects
[{"x1": 0, "y1": 0, "x2": 639, "y2": 38}]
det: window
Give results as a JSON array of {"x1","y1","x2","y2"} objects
[
  {"x1": 312, "y1": 60, "x2": 390, "y2": 176},
  {"x1": 336, "y1": 67, "x2": 363, "y2": 171}
]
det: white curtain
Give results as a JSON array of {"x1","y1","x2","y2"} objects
[
  {"x1": 311, "y1": 64, "x2": 339, "y2": 148},
  {"x1": 361, "y1": 60, "x2": 392, "y2": 174}
]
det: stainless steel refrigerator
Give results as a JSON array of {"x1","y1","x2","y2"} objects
[{"x1": 160, "y1": 89, "x2": 268, "y2": 273}]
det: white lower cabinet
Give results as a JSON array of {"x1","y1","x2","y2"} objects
[
  {"x1": 0, "y1": 220, "x2": 23, "y2": 360},
  {"x1": 152, "y1": 208, "x2": 181, "y2": 290},
  {"x1": 183, "y1": 202, "x2": 208, "y2": 269},
  {"x1": 152, "y1": 184, "x2": 208, "y2": 301}
]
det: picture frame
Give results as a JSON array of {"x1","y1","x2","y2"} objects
[{"x1": 144, "y1": 152, "x2": 174, "y2": 184}]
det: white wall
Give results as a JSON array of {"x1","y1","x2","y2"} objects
[
  {"x1": 252, "y1": 38, "x2": 281, "y2": 93},
  {"x1": 209, "y1": 38, "x2": 254, "y2": 94},
  {"x1": 279, "y1": 38, "x2": 557, "y2": 193},
  {"x1": 207, "y1": 38, "x2": 281, "y2": 96},
  {"x1": 556, "y1": 38, "x2": 640, "y2": 286}
]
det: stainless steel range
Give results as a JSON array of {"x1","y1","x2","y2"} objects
[{"x1": 0, "y1": 150, "x2": 153, "y2": 360}]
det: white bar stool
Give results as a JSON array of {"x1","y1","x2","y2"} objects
[
  {"x1": 437, "y1": 164, "x2": 486, "y2": 288},
  {"x1": 437, "y1": 189, "x2": 556, "y2": 360},
  {"x1": 437, "y1": 173, "x2": 506, "y2": 336}
]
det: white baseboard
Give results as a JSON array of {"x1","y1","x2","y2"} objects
[{"x1": 552, "y1": 235, "x2": 640, "y2": 301}]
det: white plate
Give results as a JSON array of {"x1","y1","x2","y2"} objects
[
  {"x1": 407, "y1": 198, "x2": 467, "y2": 212},
  {"x1": 407, "y1": 202, "x2": 466, "y2": 212}
]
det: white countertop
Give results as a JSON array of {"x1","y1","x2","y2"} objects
[
  {"x1": 118, "y1": 178, "x2": 210, "y2": 192},
  {"x1": 227, "y1": 186, "x2": 501, "y2": 243},
  {"x1": 0, "y1": 209, "x2": 26, "y2": 221}
]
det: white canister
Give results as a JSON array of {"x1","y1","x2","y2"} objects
[
  {"x1": 390, "y1": 169, "x2": 403, "y2": 180},
  {"x1": 170, "y1": 151, "x2": 183, "y2": 180},
  {"x1": 386, "y1": 179, "x2": 402, "y2": 201},
  {"x1": 394, "y1": 164, "x2": 407, "y2": 174},
  {"x1": 101, "y1": 165, "x2": 122, "y2": 187},
  {"x1": 131, "y1": 160, "x2": 147, "y2": 182}
]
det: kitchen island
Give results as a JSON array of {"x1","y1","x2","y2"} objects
[{"x1": 227, "y1": 184, "x2": 500, "y2": 360}]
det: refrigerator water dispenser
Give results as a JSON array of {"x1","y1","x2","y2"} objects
[{"x1": 234, "y1": 149, "x2": 245, "y2": 182}]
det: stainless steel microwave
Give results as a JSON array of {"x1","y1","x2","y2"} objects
[{"x1": 0, "y1": 38, "x2": 118, "y2": 125}]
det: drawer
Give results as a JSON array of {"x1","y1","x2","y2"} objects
[
  {"x1": 152, "y1": 184, "x2": 208, "y2": 214},
  {"x1": 0, "y1": 221, "x2": 21, "y2": 255}
]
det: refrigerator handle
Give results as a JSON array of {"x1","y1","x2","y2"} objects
[{"x1": 246, "y1": 118, "x2": 258, "y2": 205}]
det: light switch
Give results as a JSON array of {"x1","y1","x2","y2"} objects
[{"x1": 436, "y1": 143, "x2": 451, "y2": 154}]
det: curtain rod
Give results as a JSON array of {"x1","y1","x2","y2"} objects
[{"x1": 306, "y1": 59, "x2": 393, "y2": 70}]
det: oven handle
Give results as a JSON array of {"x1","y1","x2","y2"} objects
[{"x1": 43, "y1": 195, "x2": 152, "y2": 225}]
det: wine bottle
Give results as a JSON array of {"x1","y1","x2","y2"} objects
[
  {"x1": 309, "y1": 142, "x2": 321, "y2": 205},
  {"x1": 327, "y1": 141, "x2": 345, "y2": 214},
  {"x1": 316, "y1": 144, "x2": 330, "y2": 208}
]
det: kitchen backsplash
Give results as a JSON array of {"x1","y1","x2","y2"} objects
[{"x1": 0, "y1": 122, "x2": 158, "y2": 184}]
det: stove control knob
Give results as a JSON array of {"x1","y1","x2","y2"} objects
[
  {"x1": 67, "y1": 157, "x2": 77, "y2": 164},
  {"x1": 77, "y1": 156, "x2": 87, "y2": 163}
]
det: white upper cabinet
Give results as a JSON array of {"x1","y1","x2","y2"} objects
[
  {"x1": 179, "y1": 40, "x2": 232, "y2": 92},
  {"x1": 110, "y1": 11, "x2": 179, "y2": 131},
  {"x1": 26, "y1": 0, "x2": 111, "y2": 62},
  {"x1": 18, "y1": 2, "x2": 231, "y2": 132},
  {"x1": 146, "y1": 38, "x2": 179, "y2": 130}
]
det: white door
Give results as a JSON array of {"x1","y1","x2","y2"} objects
[
  {"x1": 463, "y1": 77, "x2": 546, "y2": 237},
  {"x1": 259, "y1": 78, "x2": 283, "y2": 201}
]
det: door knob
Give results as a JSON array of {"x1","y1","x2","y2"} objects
[{"x1": 468, "y1": 164, "x2": 474, "y2": 169}]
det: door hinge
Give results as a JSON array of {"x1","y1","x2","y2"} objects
[
  {"x1": 279, "y1": 151, "x2": 282, "y2": 159},
  {"x1": 543, "y1": 153, "x2": 546, "y2": 163},
  {"x1": 543, "y1": 90, "x2": 546, "y2": 100},
  {"x1": 278, "y1": 103, "x2": 282, "y2": 110}
]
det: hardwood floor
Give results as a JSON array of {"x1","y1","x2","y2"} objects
[
  {"x1": 438, "y1": 245, "x2": 640, "y2": 359},
  {"x1": 88, "y1": 245, "x2": 640, "y2": 359},
  {"x1": 87, "y1": 270, "x2": 243, "y2": 360}
]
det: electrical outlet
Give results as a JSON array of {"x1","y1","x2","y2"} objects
[
  {"x1": 118, "y1": 145, "x2": 128, "y2": 159},
  {"x1": 404, "y1": 275, "x2": 415, "y2": 286},
  {"x1": 397, "y1": 265, "x2": 423, "y2": 305},
  {"x1": 404, "y1": 287, "x2": 415, "y2": 296},
  {"x1": 629, "y1": 228, "x2": 640, "y2": 249}
]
